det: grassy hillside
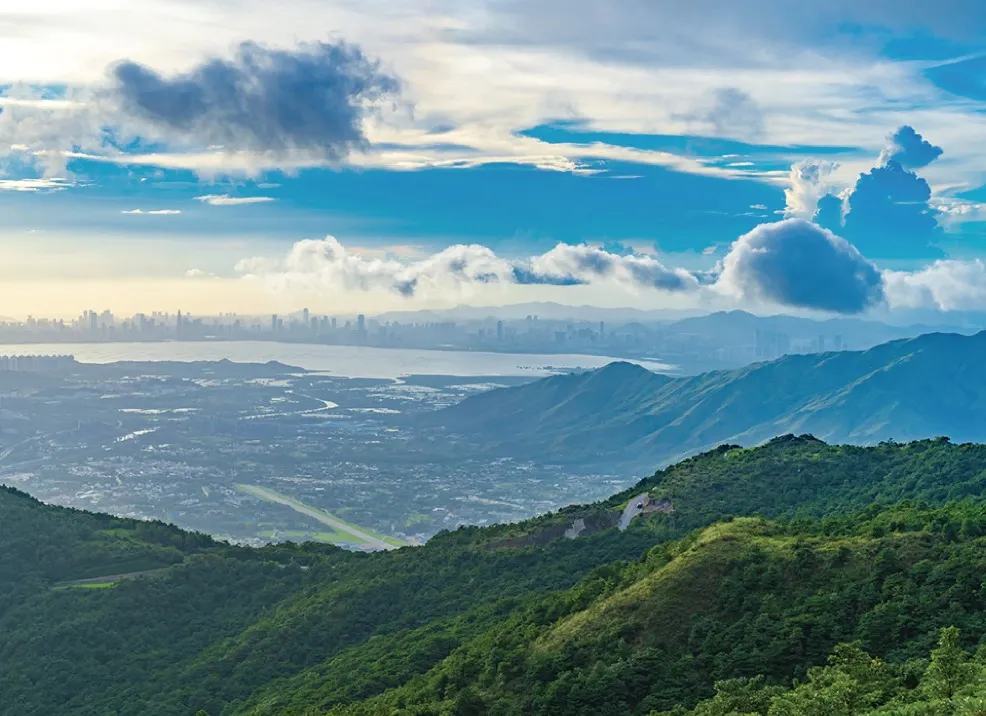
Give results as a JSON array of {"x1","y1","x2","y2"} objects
[
  {"x1": 8, "y1": 438, "x2": 986, "y2": 713},
  {"x1": 428, "y1": 330, "x2": 986, "y2": 466},
  {"x1": 328, "y1": 503, "x2": 986, "y2": 715}
]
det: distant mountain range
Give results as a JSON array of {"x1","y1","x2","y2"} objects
[
  {"x1": 372, "y1": 301, "x2": 699, "y2": 323},
  {"x1": 426, "y1": 330, "x2": 986, "y2": 467},
  {"x1": 668, "y1": 309, "x2": 974, "y2": 347},
  {"x1": 373, "y1": 302, "x2": 986, "y2": 332}
]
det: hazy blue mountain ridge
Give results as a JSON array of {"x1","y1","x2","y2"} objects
[{"x1": 430, "y1": 330, "x2": 986, "y2": 466}]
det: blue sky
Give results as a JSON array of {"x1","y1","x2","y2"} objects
[{"x1": 1, "y1": 1, "x2": 986, "y2": 317}]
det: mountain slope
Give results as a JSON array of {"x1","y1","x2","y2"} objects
[
  {"x1": 331, "y1": 504, "x2": 986, "y2": 715},
  {"x1": 9, "y1": 438, "x2": 986, "y2": 714},
  {"x1": 0, "y1": 484, "x2": 218, "y2": 591},
  {"x1": 429, "y1": 331, "x2": 986, "y2": 466}
]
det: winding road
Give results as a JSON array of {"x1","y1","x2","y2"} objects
[{"x1": 619, "y1": 493, "x2": 650, "y2": 531}]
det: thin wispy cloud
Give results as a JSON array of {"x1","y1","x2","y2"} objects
[
  {"x1": 0, "y1": 178, "x2": 74, "y2": 192},
  {"x1": 195, "y1": 194, "x2": 276, "y2": 206},
  {"x1": 185, "y1": 268, "x2": 218, "y2": 278},
  {"x1": 121, "y1": 208, "x2": 182, "y2": 215}
]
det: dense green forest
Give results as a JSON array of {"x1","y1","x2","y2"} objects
[{"x1": 9, "y1": 437, "x2": 986, "y2": 714}]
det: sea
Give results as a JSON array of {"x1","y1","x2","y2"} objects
[{"x1": 0, "y1": 341, "x2": 673, "y2": 380}]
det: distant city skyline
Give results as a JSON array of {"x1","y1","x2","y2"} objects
[{"x1": 2, "y1": 303, "x2": 978, "y2": 379}]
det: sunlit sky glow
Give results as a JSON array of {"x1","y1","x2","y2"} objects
[{"x1": 2, "y1": 0, "x2": 986, "y2": 318}]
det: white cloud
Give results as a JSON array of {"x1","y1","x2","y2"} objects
[
  {"x1": 0, "y1": 1, "x2": 984, "y2": 194},
  {"x1": 236, "y1": 234, "x2": 702, "y2": 301},
  {"x1": 195, "y1": 194, "x2": 276, "y2": 206},
  {"x1": 0, "y1": 85, "x2": 104, "y2": 177},
  {"x1": 528, "y1": 243, "x2": 700, "y2": 292},
  {"x1": 231, "y1": 224, "x2": 986, "y2": 315},
  {"x1": 121, "y1": 208, "x2": 182, "y2": 215},
  {"x1": 783, "y1": 159, "x2": 840, "y2": 219},
  {"x1": 933, "y1": 199, "x2": 986, "y2": 228},
  {"x1": 884, "y1": 260, "x2": 986, "y2": 311},
  {"x1": 0, "y1": 177, "x2": 74, "y2": 192}
]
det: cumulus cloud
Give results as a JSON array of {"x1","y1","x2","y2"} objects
[
  {"x1": 528, "y1": 243, "x2": 700, "y2": 291},
  {"x1": 108, "y1": 40, "x2": 400, "y2": 161},
  {"x1": 835, "y1": 159, "x2": 943, "y2": 258},
  {"x1": 717, "y1": 218, "x2": 885, "y2": 313},
  {"x1": 884, "y1": 260, "x2": 986, "y2": 311},
  {"x1": 236, "y1": 235, "x2": 701, "y2": 300},
  {"x1": 121, "y1": 208, "x2": 181, "y2": 215},
  {"x1": 783, "y1": 159, "x2": 839, "y2": 219},
  {"x1": 803, "y1": 126, "x2": 945, "y2": 259},
  {"x1": 878, "y1": 125, "x2": 943, "y2": 170},
  {"x1": 232, "y1": 219, "x2": 986, "y2": 315},
  {"x1": 236, "y1": 236, "x2": 514, "y2": 298},
  {"x1": 195, "y1": 194, "x2": 275, "y2": 206}
]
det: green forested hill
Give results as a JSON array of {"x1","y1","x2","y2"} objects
[
  {"x1": 0, "y1": 485, "x2": 217, "y2": 603},
  {"x1": 332, "y1": 505, "x2": 986, "y2": 715},
  {"x1": 427, "y1": 330, "x2": 986, "y2": 466},
  {"x1": 8, "y1": 438, "x2": 986, "y2": 714}
]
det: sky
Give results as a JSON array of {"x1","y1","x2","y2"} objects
[{"x1": 2, "y1": 0, "x2": 986, "y2": 319}]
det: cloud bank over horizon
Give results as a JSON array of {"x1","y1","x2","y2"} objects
[{"x1": 228, "y1": 216, "x2": 986, "y2": 315}]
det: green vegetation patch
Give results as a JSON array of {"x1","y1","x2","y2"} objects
[{"x1": 52, "y1": 581, "x2": 118, "y2": 591}]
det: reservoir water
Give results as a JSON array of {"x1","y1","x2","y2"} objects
[{"x1": 0, "y1": 341, "x2": 673, "y2": 379}]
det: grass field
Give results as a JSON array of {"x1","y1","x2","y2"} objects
[{"x1": 53, "y1": 581, "x2": 118, "y2": 591}]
